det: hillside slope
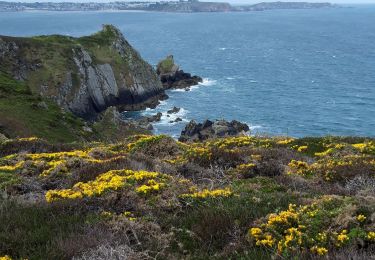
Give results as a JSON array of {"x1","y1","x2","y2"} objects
[{"x1": 0, "y1": 135, "x2": 374, "y2": 259}]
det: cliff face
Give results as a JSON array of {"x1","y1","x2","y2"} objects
[{"x1": 0, "y1": 25, "x2": 164, "y2": 119}]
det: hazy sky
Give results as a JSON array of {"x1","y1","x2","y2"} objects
[{"x1": 2, "y1": 0, "x2": 375, "y2": 4}]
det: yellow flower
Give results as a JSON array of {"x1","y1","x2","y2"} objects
[
  {"x1": 297, "y1": 145, "x2": 308, "y2": 152},
  {"x1": 258, "y1": 235, "x2": 274, "y2": 247},
  {"x1": 336, "y1": 230, "x2": 349, "y2": 246},
  {"x1": 277, "y1": 138, "x2": 294, "y2": 145},
  {"x1": 249, "y1": 227, "x2": 262, "y2": 238},
  {"x1": 311, "y1": 246, "x2": 328, "y2": 255},
  {"x1": 356, "y1": 214, "x2": 366, "y2": 222},
  {"x1": 367, "y1": 232, "x2": 375, "y2": 241},
  {"x1": 0, "y1": 256, "x2": 12, "y2": 260},
  {"x1": 45, "y1": 169, "x2": 166, "y2": 202},
  {"x1": 181, "y1": 188, "x2": 232, "y2": 199}
]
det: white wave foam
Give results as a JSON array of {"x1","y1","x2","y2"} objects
[
  {"x1": 169, "y1": 78, "x2": 216, "y2": 93},
  {"x1": 226, "y1": 77, "x2": 235, "y2": 80},
  {"x1": 198, "y1": 78, "x2": 217, "y2": 87},
  {"x1": 154, "y1": 107, "x2": 189, "y2": 126},
  {"x1": 249, "y1": 125, "x2": 262, "y2": 130},
  {"x1": 158, "y1": 100, "x2": 168, "y2": 106},
  {"x1": 170, "y1": 88, "x2": 188, "y2": 92},
  {"x1": 219, "y1": 47, "x2": 227, "y2": 51}
]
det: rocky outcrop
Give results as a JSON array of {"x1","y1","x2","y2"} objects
[
  {"x1": 157, "y1": 55, "x2": 202, "y2": 90},
  {"x1": 179, "y1": 119, "x2": 250, "y2": 142},
  {"x1": 0, "y1": 25, "x2": 165, "y2": 120}
]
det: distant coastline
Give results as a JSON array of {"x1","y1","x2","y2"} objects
[{"x1": 0, "y1": 1, "x2": 337, "y2": 13}]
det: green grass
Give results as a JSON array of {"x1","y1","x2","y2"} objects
[
  {"x1": 0, "y1": 71, "x2": 87, "y2": 142},
  {"x1": 77, "y1": 25, "x2": 119, "y2": 47},
  {"x1": 0, "y1": 71, "x2": 31, "y2": 95},
  {"x1": 0, "y1": 172, "x2": 20, "y2": 190},
  {"x1": 157, "y1": 56, "x2": 175, "y2": 74}
]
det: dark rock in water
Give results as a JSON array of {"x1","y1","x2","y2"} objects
[
  {"x1": 167, "y1": 106, "x2": 180, "y2": 114},
  {"x1": 117, "y1": 92, "x2": 168, "y2": 112},
  {"x1": 148, "y1": 112, "x2": 163, "y2": 123},
  {"x1": 169, "y1": 117, "x2": 182, "y2": 123},
  {"x1": 157, "y1": 55, "x2": 203, "y2": 90},
  {"x1": 179, "y1": 119, "x2": 250, "y2": 142}
]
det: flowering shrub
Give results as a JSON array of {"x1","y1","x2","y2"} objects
[
  {"x1": 287, "y1": 155, "x2": 375, "y2": 181},
  {"x1": 0, "y1": 161, "x2": 24, "y2": 172},
  {"x1": 352, "y1": 142, "x2": 375, "y2": 155},
  {"x1": 45, "y1": 169, "x2": 169, "y2": 202},
  {"x1": 184, "y1": 146, "x2": 212, "y2": 164},
  {"x1": 276, "y1": 138, "x2": 295, "y2": 145},
  {"x1": 181, "y1": 187, "x2": 232, "y2": 199},
  {"x1": 127, "y1": 135, "x2": 167, "y2": 152},
  {"x1": 287, "y1": 160, "x2": 312, "y2": 177},
  {"x1": 248, "y1": 196, "x2": 375, "y2": 257}
]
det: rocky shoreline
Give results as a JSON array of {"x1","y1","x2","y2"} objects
[{"x1": 118, "y1": 55, "x2": 204, "y2": 131}]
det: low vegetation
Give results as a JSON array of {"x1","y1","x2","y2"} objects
[{"x1": 0, "y1": 135, "x2": 374, "y2": 259}]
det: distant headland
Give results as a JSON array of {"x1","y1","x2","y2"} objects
[{"x1": 0, "y1": 1, "x2": 336, "y2": 13}]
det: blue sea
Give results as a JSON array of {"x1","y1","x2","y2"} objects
[{"x1": 1, "y1": 6, "x2": 375, "y2": 137}]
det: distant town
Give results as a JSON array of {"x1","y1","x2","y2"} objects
[{"x1": 0, "y1": 1, "x2": 335, "y2": 12}]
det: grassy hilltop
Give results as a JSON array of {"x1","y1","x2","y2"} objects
[{"x1": 0, "y1": 134, "x2": 374, "y2": 259}]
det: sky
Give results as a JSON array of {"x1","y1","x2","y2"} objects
[{"x1": 1, "y1": 0, "x2": 375, "y2": 4}]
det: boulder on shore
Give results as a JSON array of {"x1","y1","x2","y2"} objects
[
  {"x1": 157, "y1": 55, "x2": 202, "y2": 89},
  {"x1": 179, "y1": 119, "x2": 250, "y2": 142}
]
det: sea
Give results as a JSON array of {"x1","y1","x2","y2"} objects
[{"x1": 1, "y1": 5, "x2": 375, "y2": 138}]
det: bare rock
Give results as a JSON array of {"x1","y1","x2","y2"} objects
[
  {"x1": 179, "y1": 119, "x2": 250, "y2": 142},
  {"x1": 167, "y1": 106, "x2": 181, "y2": 114}
]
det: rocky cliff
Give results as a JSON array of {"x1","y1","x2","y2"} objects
[{"x1": 0, "y1": 25, "x2": 165, "y2": 120}]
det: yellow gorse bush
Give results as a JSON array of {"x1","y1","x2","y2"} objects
[
  {"x1": 276, "y1": 138, "x2": 295, "y2": 145},
  {"x1": 0, "y1": 161, "x2": 25, "y2": 172},
  {"x1": 287, "y1": 160, "x2": 312, "y2": 177},
  {"x1": 248, "y1": 197, "x2": 375, "y2": 256},
  {"x1": 185, "y1": 146, "x2": 212, "y2": 162},
  {"x1": 352, "y1": 142, "x2": 375, "y2": 154},
  {"x1": 46, "y1": 169, "x2": 168, "y2": 202},
  {"x1": 181, "y1": 187, "x2": 232, "y2": 199},
  {"x1": 287, "y1": 155, "x2": 375, "y2": 181}
]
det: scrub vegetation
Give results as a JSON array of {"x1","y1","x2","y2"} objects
[{"x1": 1, "y1": 135, "x2": 374, "y2": 259}]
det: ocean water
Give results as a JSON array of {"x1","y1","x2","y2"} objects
[{"x1": 1, "y1": 6, "x2": 375, "y2": 138}]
